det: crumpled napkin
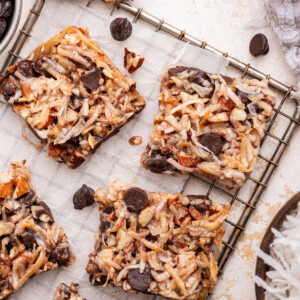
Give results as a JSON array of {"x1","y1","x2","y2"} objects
[{"x1": 264, "y1": 0, "x2": 300, "y2": 101}]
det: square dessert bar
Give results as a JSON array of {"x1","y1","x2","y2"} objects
[
  {"x1": 0, "y1": 161, "x2": 74, "y2": 299},
  {"x1": 53, "y1": 283, "x2": 85, "y2": 300},
  {"x1": 141, "y1": 66, "x2": 276, "y2": 188},
  {"x1": 0, "y1": 26, "x2": 146, "y2": 169},
  {"x1": 86, "y1": 180, "x2": 229, "y2": 299}
]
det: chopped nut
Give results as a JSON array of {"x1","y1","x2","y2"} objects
[
  {"x1": 14, "y1": 176, "x2": 30, "y2": 199},
  {"x1": 128, "y1": 136, "x2": 143, "y2": 146},
  {"x1": 124, "y1": 48, "x2": 145, "y2": 74},
  {"x1": 0, "y1": 182, "x2": 13, "y2": 198}
]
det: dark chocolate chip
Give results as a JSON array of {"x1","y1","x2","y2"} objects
[
  {"x1": 145, "y1": 150, "x2": 168, "y2": 173},
  {"x1": 235, "y1": 88, "x2": 250, "y2": 105},
  {"x1": 125, "y1": 218, "x2": 131, "y2": 229},
  {"x1": 168, "y1": 66, "x2": 189, "y2": 77},
  {"x1": 188, "y1": 68, "x2": 215, "y2": 97},
  {"x1": 220, "y1": 75, "x2": 234, "y2": 84},
  {"x1": 146, "y1": 234, "x2": 157, "y2": 243},
  {"x1": 34, "y1": 54, "x2": 51, "y2": 77},
  {"x1": 254, "y1": 104, "x2": 264, "y2": 114},
  {"x1": 7, "y1": 238, "x2": 17, "y2": 251},
  {"x1": 38, "y1": 201, "x2": 54, "y2": 221},
  {"x1": 89, "y1": 275, "x2": 107, "y2": 286},
  {"x1": 100, "y1": 221, "x2": 111, "y2": 234},
  {"x1": 194, "y1": 203, "x2": 210, "y2": 215},
  {"x1": 0, "y1": 76, "x2": 16, "y2": 97},
  {"x1": 199, "y1": 133, "x2": 223, "y2": 155},
  {"x1": 103, "y1": 207, "x2": 114, "y2": 215},
  {"x1": 127, "y1": 268, "x2": 152, "y2": 291},
  {"x1": 73, "y1": 184, "x2": 95, "y2": 210},
  {"x1": 50, "y1": 247, "x2": 70, "y2": 266},
  {"x1": 0, "y1": 17, "x2": 6, "y2": 37},
  {"x1": 124, "y1": 187, "x2": 148, "y2": 213},
  {"x1": 0, "y1": 1, "x2": 12, "y2": 18},
  {"x1": 17, "y1": 60, "x2": 36, "y2": 78},
  {"x1": 81, "y1": 69, "x2": 103, "y2": 91},
  {"x1": 21, "y1": 229, "x2": 36, "y2": 249},
  {"x1": 110, "y1": 18, "x2": 132, "y2": 41},
  {"x1": 69, "y1": 151, "x2": 85, "y2": 169},
  {"x1": 19, "y1": 189, "x2": 35, "y2": 207},
  {"x1": 249, "y1": 33, "x2": 269, "y2": 57}
]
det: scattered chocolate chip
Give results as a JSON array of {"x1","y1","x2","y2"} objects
[
  {"x1": 110, "y1": 18, "x2": 132, "y2": 41},
  {"x1": 21, "y1": 229, "x2": 36, "y2": 248},
  {"x1": 81, "y1": 69, "x2": 103, "y2": 91},
  {"x1": 100, "y1": 221, "x2": 111, "y2": 234},
  {"x1": 0, "y1": 76, "x2": 16, "y2": 97},
  {"x1": 249, "y1": 33, "x2": 269, "y2": 57},
  {"x1": 235, "y1": 88, "x2": 250, "y2": 105},
  {"x1": 50, "y1": 246, "x2": 70, "y2": 266},
  {"x1": 0, "y1": 17, "x2": 6, "y2": 37},
  {"x1": 73, "y1": 184, "x2": 95, "y2": 210},
  {"x1": 127, "y1": 268, "x2": 152, "y2": 291},
  {"x1": 0, "y1": 1, "x2": 12, "y2": 19},
  {"x1": 19, "y1": 189, "x2": 35, "y2": 207},
  {"x1": 17, "y1": 60, "x2": 36, "y2": 78},
  {"x1": 145, "y1": 150, "x2": 168, "y2": 173},
  {"x1": 199, "y1": 133, "x2": 223, "y2": 155},
  {"x1": 124, "y1": 187, "x2": 148, "y2": 213}
]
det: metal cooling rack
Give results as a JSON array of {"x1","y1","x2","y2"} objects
[{"x1": 0, "y1": 0, "x2": 299, "y2": 298}]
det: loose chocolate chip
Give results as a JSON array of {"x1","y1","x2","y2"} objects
[
  {"x1": 39, "y1": 201, "x2": 54, "y2": 221},
  {"x1": 21, "y1": 229, "x2": 36, "y2": 248},
  {"x1": 100, "y1": 221, "x2": 111, "y2": 234},
  {"x1": 0, "y1": 76, "x2": 16, "y2": 97},
  {"x1": 168, "y1": 66, "x2": 189, "y2": 77},
  {"x1": 110, "y1": 18, "x2": 132, "y2": 41},
  {"x1": 124, "y1": 187, "x2": 148, "y2": 213},
  {"x1": 199, "y1": 133, "x2": 223, "y2": 155},
  {"x1": 73, "y1": 184, "x2": 95, "y2": 210},
  {"x1": 103, "y1": 206, "x2": 114, "y2": 215},
  {"x1": 145, "y1": 150, "x2": 168, "y2": 173},
  {"x1": 235, "y1": 88, "x2": 250, "y2": 105},
  {"x1": 127, "y1": 268, "x2": 152, "y2": 291},
  {"x1": 50, "y1": 247, "x2": 70, "y2": 266},
  {"x1": 0, "y1": 1, "x2": 12, "y2": 19},
  {"x1": 17, "y1": 60, "x2": 36, "y2": 78},
  {"x1": 0, "y1": 17, "x2": 6, "y2": 37},
  {"x1": 249, "y1": 33, "x2": 269, "y2": 57},
  {"x1": 19, "y1": 189, "x2": 35, "y2": 207},
  {"x1": 81, "y1": 69, "x2": 103, "y2": 91}
]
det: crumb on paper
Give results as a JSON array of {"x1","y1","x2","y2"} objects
[{"x1": 128, "y1": 136, "x2": 143, "y2": 145}]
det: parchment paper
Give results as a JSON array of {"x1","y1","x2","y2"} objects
[{"x1": 0, "y1": 1, "x2": 231, "y2": 299}]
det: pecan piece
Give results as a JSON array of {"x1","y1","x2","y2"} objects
[
  {"x1": 128, "y1": 136, "x2": 143, "y2": 145},
  {"x1": 124, "y1": 48, "x2": 145, "y2": 74}
]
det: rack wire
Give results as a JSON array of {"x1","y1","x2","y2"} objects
[{"x1": 0, "y1": 0, "x2": 299, "y2": 298}]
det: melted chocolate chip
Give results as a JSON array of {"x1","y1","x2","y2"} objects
[
  {"x1": 145, "y1": 150, "x2": 168, "y2": 173},
  {"x1": 103, "y1": 207, "x2": 114, "y2": 215},
  {"x1": 236, "y1": 88, "x2": 250, "y2": 105},
  {"x1": 194, "y1": 203, "x2": 210, "y2": 215},
  {"x1": 0, "y1": 18, "x2": 6, "y2": 37},
  {"x1": 124, "y1": 187, "x2": 148, "y2": 213},
  {"x1": 19, "y1": 190, "x2": 35, "y2": 207},
  {"x1": 81, "y1": 69, "x2": 103, "y2": 91},
  {"x1": 17, "y1": 60, "x2": 36, "y2": 78},
  {"x1": 110, "y1": 18, "x2": 132, "y2": 41},
  {"x1": 89, "y1": 275, "x2": 107, "y2": 286},
  {"x1": 100, "y1": 221, "x2": 111, "y2": 234},
  {"x1": 0, "y1": 1, "x2": 12, "y2": 19},
  {"x1": 73, "y1": 184, "x2": 95, "y2": 210},
  {"x1": 146, "y1": 234, "x2": 157, "y2": 243},
  {"x1": 168, "y1": 66, "x2": 189, "y2": 77},
  {"x1": 50, "y1": 247, "x2": 70, "y2": 266},
  {"x1": 127, "y1": 268, "x2": 152, "y2": 291},
  {"x1": 34, "y1": 54, "x2": 50, "y2": 77},
  {"x1": 199, "y1": 134, "x2": 223, "y2": 155},
  {"x1": 21, "y1": 229, "x2": 36, "y2": 249},
  {"x1": 249, "y1": 33, "x2": 269, "y2": 57}
]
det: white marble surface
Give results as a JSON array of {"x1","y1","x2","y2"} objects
[{"x1": 0, "y1": 1, "x2": 299, "y2": 300}]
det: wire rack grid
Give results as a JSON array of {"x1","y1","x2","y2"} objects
[{"x1": 0, "y1": 0, "x2": 299, "y2": 299}]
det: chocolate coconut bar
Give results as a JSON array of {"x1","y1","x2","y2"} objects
[
  {"x1": 86, "y1": 180, "x2": 229, "y2": 300},
  {"x1": 141, "y1": 66, "x2": 276, "y2": 188},
  {"x1": 0, "y1": 161, "x2": 74, "y2": 299},
  {"x1": 0, "y1": 26, "x2": 146, "y2": 169},
  {"x1": 53, "y1": 283, "x2": 85, "y2": 300}
]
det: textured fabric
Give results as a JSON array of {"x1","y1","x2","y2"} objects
[{"x1": 264, "y1": 0, "x2": 300, "y2": 92}]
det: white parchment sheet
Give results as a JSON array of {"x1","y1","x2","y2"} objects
[{"x1": 0, "y1": 1, "x2": 232, "y2": 299}]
